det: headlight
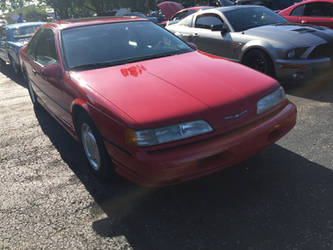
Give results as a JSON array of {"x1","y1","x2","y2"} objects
[
  {"x1": 287, "y1": 49, "x2": 296, "y2": 59},
  {"x1": 257, "y1": 87, "x2": 286, "y2": 115},
  {"x1": 128, "y1": 120, "x2": 213, "y2": 147},
  {"x1": 285, "y1": 47, "x2": 308, "y2": 59}
]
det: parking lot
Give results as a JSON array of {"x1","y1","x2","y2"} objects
[{"x1": 0, "y1": 65, "x2": 332, "y2": 249}]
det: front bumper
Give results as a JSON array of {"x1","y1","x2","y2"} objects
[
  {"x1": 105, "y1": 102, "x2": 297, "y2": 187},
  {"x1": 275, "y1": 58, "x2": 331, "y2": 81}
]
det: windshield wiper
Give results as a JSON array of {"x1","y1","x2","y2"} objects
[
  {"x1": 70, "y1": 62, "x2": 118, "y2": 71},
  {"x1": 70, "y1": 50, "x2": 190, "y2": 71}
]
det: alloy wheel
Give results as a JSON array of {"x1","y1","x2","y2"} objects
[{"x1": 81, "y1": 123, "x2": 102, "y2": 171}]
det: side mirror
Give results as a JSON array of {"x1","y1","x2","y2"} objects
[
  {"x1": 211, "y1": 24, "x2": 229, "y2": 35},
  {"x1": 41, "y1": 63, "x2": 62, "y2": 81},
  {"x1": 187, "y1": 42, "x2": 197, "y2": 50}
]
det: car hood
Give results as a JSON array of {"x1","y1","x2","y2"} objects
[
  {"x1": 157, "y1": 1, "x2": 184, "y2": 20},
  {"x1": 70, "y1": 51, "x2": 279, "y2": 130},
  {"x1": 243, "y1": 24, "x2": 333, "y2": 47}
]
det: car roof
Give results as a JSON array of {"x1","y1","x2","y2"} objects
[
  {"x1": 182, "y1": 6, "x2": 212, "y2": 11},
  {"x1": 6, "y1": 22, "x2": 46, "y2": 29},
  {"x1": 50, "y1": 16, "x2": 148, "y2": 30}
]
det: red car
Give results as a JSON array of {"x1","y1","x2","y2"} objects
[
  {"x1": 279, "y1": 0, "x2": 333, "y2": 29},
  {"x1": 20, "y1": 17, "x2": 297, "y2": 187}
]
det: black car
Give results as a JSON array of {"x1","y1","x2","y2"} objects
[{"x1": 234, "y1": 0, "x2": 303, "y2": 9}]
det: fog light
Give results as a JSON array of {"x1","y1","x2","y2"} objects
[{"x1": 292, "y1": 72, "x2": 304, "y2": 80}]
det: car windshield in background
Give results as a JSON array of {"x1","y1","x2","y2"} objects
[
  {"x1": 13, "y1": 25, "x2": 40, "y2": 40},
  {"x1": 62, "y1": 21, "x2": 193, "y2": 70},
  {"x1": 224, "y1": 7, "x2": 288, "y2": 32}
]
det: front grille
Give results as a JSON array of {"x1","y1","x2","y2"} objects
[{"x1": 308, "y1": 42, "x2": 333, "y2": 60}]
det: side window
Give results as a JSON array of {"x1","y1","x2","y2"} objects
[
  {"x1": 178, "y1": 15, "x2": 193, "y2": 27},
  {"x1": 34, "y1": 29, "x2": 58, "y2": 66},
  {"x1": 303, "y1": 2, "x2": 331, "y2": 17},
  {"x1": 26, "y1": 29, "x2": 42, "y2": 58},
  {"x1": 172, "y1": 11, "x2": 188, "y2": 21},
  {"x1": 195, "y1": 14, "x2": 223, "y2": 29},
  {"x1": 291, "y1": 5, "x2": 305, "y2": 16}
]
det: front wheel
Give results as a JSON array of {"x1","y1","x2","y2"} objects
[
  {"x1": 242, "y1": 49, "x2": 275, "y2": 77},
  {"x1": 78, "y1": 113, "x2": 113, "y2": 177}
]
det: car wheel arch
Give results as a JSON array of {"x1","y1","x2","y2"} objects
[
  {"x1": 240, "y1": 45, "x2": 276, "y2": 76},
  {"x1": 71, "y1": 101, "x2": 91, "y2": 136}
]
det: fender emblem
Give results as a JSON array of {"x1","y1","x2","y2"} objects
[{"x1": 224, "y1": 110, "x2": 248, "y2": 120}]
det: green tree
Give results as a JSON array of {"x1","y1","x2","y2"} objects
[{"x1": 15, "y1": 5, "x2": 48, "y2": 22}]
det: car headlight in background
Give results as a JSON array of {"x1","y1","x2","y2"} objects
[
  {"x1": 257, "y1": 87, "x2": 286, "y2": 115},
  {"x1": 127, "y1": 120, "x2": 213, "y2": 147}
]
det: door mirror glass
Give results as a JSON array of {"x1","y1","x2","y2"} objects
[{"x1": 210, "y1": 24, "x2": 229, "y2": 34}]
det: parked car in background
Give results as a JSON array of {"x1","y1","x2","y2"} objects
[
  {"x1": 20, "y1": 17, "x2": 296, "y2": 186},
  {"x1": 163, "y1": 6, "x2": 214, "y2": 26},
  {"x1": 126, "y1": 12, "x2": 158, "y2": 23},
  {"x1": 234, "y1": 0, "x2": 303, "y2": 10},
  {"x1": 158, "y1": 0, "x2": 232, "y2": 26},
  {"x1": 166, "y1": 6, "x2": 333, "y2": 81},
  {"x1": 0, "y1": 22, "x2": 45, "y2": 74},
  {"x1": 157, "y1": 1, "x2": 184, "y2": 20},
  {"x1": 279, "y1": 0, "x2": 333, "y2": 29},
  {"x1": 0, "y1": 19, "x2": 7, "y2": 27}
]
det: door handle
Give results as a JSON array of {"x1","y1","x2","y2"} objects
[
  {"x1": 193, "y1": 33, "x2": 199, "y2": 37},
  {"x1": 301, "y1": 20, "x2": 308, "y2": 24},
  {"x1": 32, "y1": 68, "x2": 37, "y2": 75}
]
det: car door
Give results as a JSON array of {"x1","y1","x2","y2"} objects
[
  {"x1": 299, "y1": 2, "x2": 333, "y2": 28},
  {"x1": 29, "y1": 28, "x2": 64, "y2": 119},
  {"x1": 285, "y1": 3, "x2": 305, "y2": 24},
  {"x1": 190, "y1": 13, "x2": 234, "y2": 59}
]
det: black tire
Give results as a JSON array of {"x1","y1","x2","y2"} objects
[
  {"x1": 242, "y1": 49, "x2": 275, "y2": 77},
  {"x1": 9, "y1": 56, "x2": 19, "y2": 75},
  {"x1": 77, "y1": 112, "x2": 114, "y2": 177},
  {"x1": 0, "y1": 59, "x2": 6, "y2": 72},
  {"x1": 27, "y1": 78, "x2": 40, "y2": 109}
]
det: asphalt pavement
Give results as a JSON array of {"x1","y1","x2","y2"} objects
[{"x1": 0, "y1": 65, "x2": 332, "y2": 250}]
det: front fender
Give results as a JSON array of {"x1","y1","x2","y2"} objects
[{"x1": 240, "y1": 40, "x2": 278, "y2": 63}]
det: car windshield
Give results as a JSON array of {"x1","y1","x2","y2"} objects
[
  {"x1": 224, "y1": 7, "x2": 288, "y2": 32},
  {"x1": 13, "y1": 25, "x2": 40, "y2": 40},
  {"x1": 220, "y1": 0, "x2": 235, "y2": 6},
  {"x1": 62, "y1": 21, "x2": 193, "y2": 70}
]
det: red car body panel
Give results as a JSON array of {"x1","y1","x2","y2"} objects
[
  {"x1": 20, "y1": 18, "x2": 297, "y2": 186},
  {"x1": 279, "y1": 0, "x2": 333, "y2": 29},
  {"x1": 157, "y1": 1, "x2": 184, "y2": 19}
]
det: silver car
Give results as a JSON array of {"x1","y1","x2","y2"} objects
[{"x1": 166, "y1": 5, "x2": 333, "y2": 81}]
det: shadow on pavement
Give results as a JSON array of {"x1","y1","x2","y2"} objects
[
  {"x1": 0, "y1": 63, "x2": 27, "y2": 88},
  {"x1": 34, "y1": 105, "x2": 333, "y2": 250},
  {"x1": 282, "y1": 69, "x2": 333, "y2": 103}
]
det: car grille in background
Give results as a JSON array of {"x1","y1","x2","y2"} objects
[{"x1": 308, "y1": 42, "x2": 333, "y2": 60}]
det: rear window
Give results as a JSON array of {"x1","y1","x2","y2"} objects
[{"x1": 13, "y1": 25, "x2": 41, "y2": 40}]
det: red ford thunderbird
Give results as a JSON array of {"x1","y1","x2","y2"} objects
[{"x1": 20, "y1": 17, "x2": 297, "y2": 187}]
